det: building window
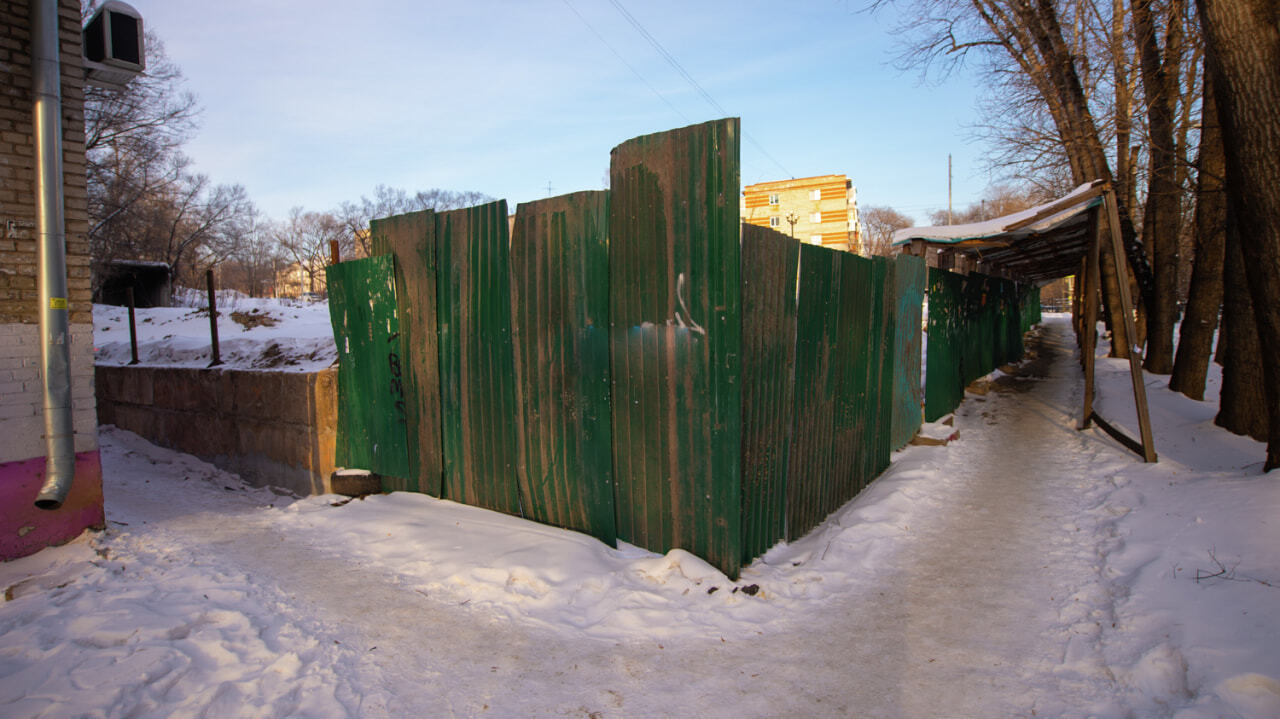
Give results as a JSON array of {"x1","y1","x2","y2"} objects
[
  {"x1": 769, "y1": 216, "x2": 780, "y2": 228},
  {"x1": 811, "y1": 235, "x2": 823, "y2": 244},
  {"x1": 768, "y1": 193, "x2": 780, "y2": 205},
  {"x1": 810, "y1": 212, "x2": 822, "y2": 223},
  {"x1": 810, "y1": 189, "x2": 821, "y2": 201}
]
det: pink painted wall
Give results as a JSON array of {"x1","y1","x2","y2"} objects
[{"x1": 0, "y1": 451, "x2": 105, "y2": 560}]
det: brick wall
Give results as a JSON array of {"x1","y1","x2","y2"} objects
[
  {"x1": 96, "y1": 366, "x2": 340, "y2": 496},
  {"x1": 0, "y1": 0, "x2": 103, "y2": 560}
]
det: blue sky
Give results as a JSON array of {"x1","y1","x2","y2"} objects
[{"x1": 130, "y1": 0, "x2": 993, "y2": 224}]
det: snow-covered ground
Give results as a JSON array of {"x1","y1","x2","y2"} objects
[
  {"x1": 92, "y1": 291, "x2": 336, "y2": 372},
  {"x1": 3, "y1": 313, "x2": 1277, "y2": 717}
]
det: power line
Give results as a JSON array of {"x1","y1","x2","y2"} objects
[
  {"x1": 602, "y1": 0, "x2": 794, "y2": 179},
  {"x1": 560, "y1": 0, "x2": 690, "y2": 124}
]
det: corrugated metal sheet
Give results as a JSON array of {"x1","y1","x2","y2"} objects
[
  {"x1": 608, "y1": 118, "x2": 743, "y2": 578},
  {"x1": 870, "y1": 256, "x2": 898, "y2": 476},
  {"x1": 369, "y1": 210, "x2": 443, "y2": 495},
  {"x1": 890, "y1": 254, "x2": 926, "y2": 450},
  {"x1": 786, "y1": 243, "x2": 841, "y2": 541},
  {"x1": 325, "y1": 254, "x2": 413, "y2": 479},
  {"x1": 739, "y1": 224, "x2": 799, "y2": 563},
  {"x1": 436, "y1": 200, "x2": 523, "y2": 516},
  {"x1": 510, "y1": 191, "x2": 616, "y2": 546},
  {"x1": 831, "y1": 251, "x2": 873, "y2": 504}
]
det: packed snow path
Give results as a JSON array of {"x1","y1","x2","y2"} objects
[{"x1": 4, "y1": 316, "x2": 1278, "y2": 717}]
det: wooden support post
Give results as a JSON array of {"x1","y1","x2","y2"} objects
[
  {"x1": 1102, "y1": 190, "x2": 1156, "y2": 462},
  {"x1": 1080, "y1": 208, "x2": 1102, "y2": 429},
  {"x1": 329, "y1": 239, "x2": 340, "y2": 266}
]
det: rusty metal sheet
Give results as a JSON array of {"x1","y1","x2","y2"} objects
[
  {"x1": 608, "y1": 118, "x2": 743, "y2": 578},
  {"x1": 739, "y1": 224, "x2": 799, "y2": 563},
  {"x1": 510, "y1": 191, "x2": 616, "y2": 546},
  {"x1": 369, "y1": 210, "x2": 444, "y2": 495},
  {"x1": 436, "y1": 200, "x2": 523, "y2": 516}
]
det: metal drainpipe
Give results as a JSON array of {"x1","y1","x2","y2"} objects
[{"x1": 32, "y1": 0, "x2": 76, "y2": 510}]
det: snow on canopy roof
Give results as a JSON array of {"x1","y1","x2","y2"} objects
[{"x1": 891, "y1": 182, "x2": 1103, "y2": 246}]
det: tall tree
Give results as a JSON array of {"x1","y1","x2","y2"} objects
[
  {"x1": 1197, "y1": 0, "x2": 1280, "y2": 470},
  {"x1": 861, "y1": 206, "x2": 915, "y2": 256},
  {"x1": 1169, "y1": 67, "x2": 1224, "y2": 400},
  {"x1": 1133, "y1": 0, "x2": 1188, "y2": 373}
]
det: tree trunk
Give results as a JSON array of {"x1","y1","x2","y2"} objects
[
  {"x1": 1135, "y1": 0, "x2": 1185, "y2": 374},
  {"x1": 1215, "y1": 222, "x2": 1268, "y2": 441},
  {"x1": 1199, "y1": 0, "x2": 1280, "y2": 471},
  {"x1": 1170, "y1": 69, "x2": 1225, "y2": 401}
]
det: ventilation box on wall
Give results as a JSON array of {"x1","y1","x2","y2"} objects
[{"x1": 83, "y1": 1, "x2": 145, "y2": 90}]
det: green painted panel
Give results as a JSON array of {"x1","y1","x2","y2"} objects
[
  {"x1": 871, "y1": 256, "x2": 898, "y2": 477},
  {"x1": 325, "y1": 254, "x2": 413, "y2": 478},
  {"x1": 608, "y1": 118, "x2": 743, "y2": 578},
  {"x1": 832, "y1": 251, "x2": 874, "y2": 504},
  {"x1": 925, "y1": 267, "x2": 965, "y2": 422},
  {"x1": 510, "y1": 191, "x2": 616, "y2": 546},
  {"x1": 436, "y1": 200, "x2": 523, "y2": 516},
  {"x1": 739, "y1": 224, "x2": 799, "y2": 563},
  {"x1": 369, "y1": 210, "x2": 444, "y2": 495},
  {"x1": 786, "y1": 243, "x2": 841, "y2": 541},
  {"x1": 890, "y1": 254, "x2": 926, "y2": 450}
]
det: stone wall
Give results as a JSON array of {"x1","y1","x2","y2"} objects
[{"x1": 96, "y1": 366, "x2": 339, "y2": 496}]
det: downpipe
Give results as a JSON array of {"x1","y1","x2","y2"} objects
[{"x1": 31, "y1": 0, "x2": 76, "y2": 510}]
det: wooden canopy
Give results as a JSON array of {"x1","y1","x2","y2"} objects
[{"x1": 893, "y1": 180, "x2": 1157, "y2": 463}]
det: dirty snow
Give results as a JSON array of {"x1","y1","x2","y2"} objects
[
  {"x1": 92, "y1": 291, "x2": 336, "y2": 372},
  {"x1": 3, "y1": 314, "x2": 1277, "y2": 717}
]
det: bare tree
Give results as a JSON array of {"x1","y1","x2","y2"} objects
[
  {"x1": 1197, "y1": 0, "x2": 1280, "y2": 470},
  {"x1": 274, "y1": 209, "x2": 345, "y2": 297},
  {"x1": 861, "y1": 206, "x2": 916, "y2": 256},
  {"x1": 337, "y1": 185, "x2": 494, "y2": 258}
]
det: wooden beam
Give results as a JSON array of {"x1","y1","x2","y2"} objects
[
  {"x1": 1080, "y1": 206, "x2": 1101, "y2": 429},
  {"x1": 1103, "y1": 189, "x2": 1158, "y2": 462}
]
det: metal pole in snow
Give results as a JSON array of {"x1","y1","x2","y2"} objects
[
  {"x1": 126, "y1": 286, "x2": 139, "y2": 365},
  {"x1": 206, "y1": 269, "x2": 222, "y2": 367}
]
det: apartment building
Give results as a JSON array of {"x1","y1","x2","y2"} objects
[{"x1": 742, "y1": 174, "x2": 863, "y2": 253}]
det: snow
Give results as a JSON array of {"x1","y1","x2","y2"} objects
[
  {"x1": 92, "y1": 292, "x2": 336, "y2": 372},
  {"x1": 892, "y1": 181, "x2": 1101, "y2": 245},
  {"x1": 4, "y1": 314, "x2": 1277, "y2": 716}
]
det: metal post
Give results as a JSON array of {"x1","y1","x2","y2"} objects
[
  {"x1": 206, "y1": 269, "x2": 222, "y2": 367},
  {"x1": 126, "y1": 286, "x2": 139, "y2": 365}
]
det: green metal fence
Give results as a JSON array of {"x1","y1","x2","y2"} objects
[
  {"x1": 890, "y1": 254, "x2": 927, "y2": 451},
  {"x1": 327, "y1": 120, "x2": 943, "y2": 578},
  {"x1": 924, "y1": 268, "x2": 1039, "y2": 422}
]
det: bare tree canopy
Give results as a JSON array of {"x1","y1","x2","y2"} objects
[{"x1": 861, "y1": 206, "x2": 916, "y2": 256}]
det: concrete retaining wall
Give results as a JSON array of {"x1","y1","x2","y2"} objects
[{"x1": 96, "y1": 366, "x2": 338, "y2": 496}]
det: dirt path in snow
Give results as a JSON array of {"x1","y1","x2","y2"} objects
[{"x1": 94, "y1": 320, "x2": 1130, "y2": 717}]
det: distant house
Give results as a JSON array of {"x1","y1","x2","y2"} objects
[
  {"x1": 742, "y1": 174, "x2": 864, "y2": 254},
  {"x1": 274, "y1": 260, "x2": 327, "y2": 299}
]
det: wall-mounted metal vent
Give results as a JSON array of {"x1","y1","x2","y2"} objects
[{"x1": 83, "y1": 1, "x2": 144, "y2": 89}]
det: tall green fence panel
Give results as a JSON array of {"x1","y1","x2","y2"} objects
[
  {"x1": 831, "y1": 252, "x2": 874, "y2": 505},
  {"x1": 786, "y1": 243, "x2": 842, "y2": 541},
  {"x1": 890, "y1": 254, "x2": 926, "y2": 450},
  {"x1": 608, "y1": 118, "x2": 743, "y2": 578},
  {"x1": 739, "y1": 224, "x2": 799, "y2": 564},
  {"x1": 510, "y1": 191, "x2": 616, "y2": 546},
  {"x1": 369, "y1": 210, "x2": 444, "y2": 495},
  {"x1": 436, "y1": 201, "x2": 523, "y2": 516},
  {"x1": 326, "y1": 254, "x2": 413, "y2": 479},
  {"x1": 871, "y1": 257, "x2": 898, "y2": 477},
  {"x1": 925, "y1": 267, "x2": 966, "y2": 422}
]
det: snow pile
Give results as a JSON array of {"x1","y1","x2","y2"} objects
[
  {"x1": 93, "y1": 293, "x2": 336, "y2": 372},
  {"x1": 2, "y1": 315, "x2": 1276, "y2": 716}
]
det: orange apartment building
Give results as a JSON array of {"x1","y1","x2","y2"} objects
[{"x1": 742, "y1": 175, "x2": 863, "y2": 253}]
